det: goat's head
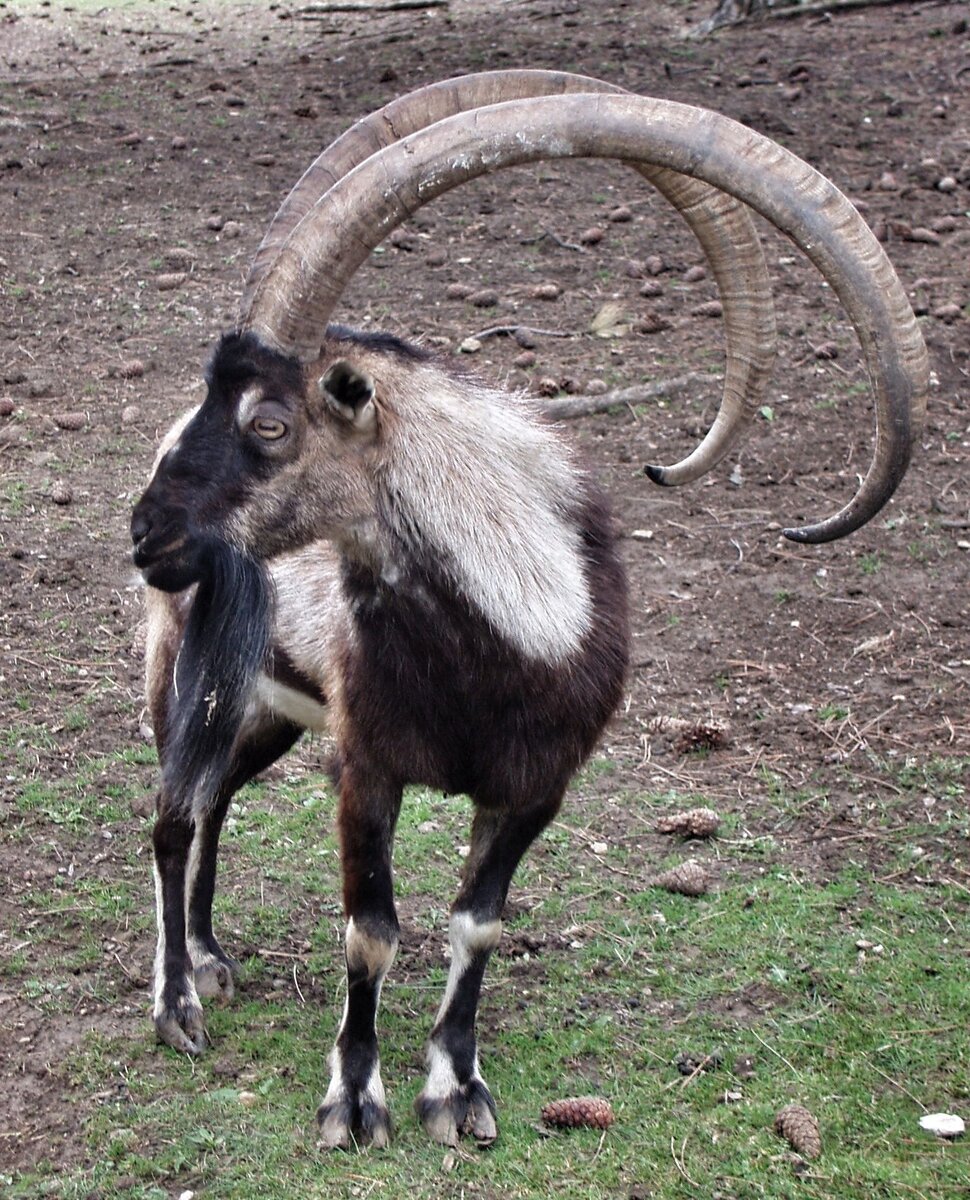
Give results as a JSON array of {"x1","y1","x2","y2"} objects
[
  {"x1": 133, "y1": 70, "x2": 929, "y2": 578},
  {"x1": 131, "y1": 331, "x2": 387, "y2": 593}
]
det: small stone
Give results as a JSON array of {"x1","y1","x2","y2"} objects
[
  {"x1": 27, "y1": 377, "x2": 54, "y2": 398},
  {"x1": 222, "y1": 221, "x2": 243, "y2": 239},
  {"x1": 468, "y1": 288, "x2": 499, "y2": 308},
  {"x1": 645, "y1": 254, "x2": 665, "y2": 276},
  {"x1": 692, "y1": 300, "x2": 723, "y2": 318},
  {"x1": 389, "y1": 228, "x2": 416, "y2": 251},
  {"x1": 513, "y1": 351, "x2": 536, "y2": 368},
  {"x1": 578, "y1": 225, "x2": 605, "y2": 245},
  {"x1": 780, "y1": 85, "x2": 802, "y2": 102},
  {"x1": 238, "y1": 1091, "x2": 259, "y2": 1107},
  {"x1": 932, "y1": 303, "x2": 962, "y2": 322},
  {"x1": 171, "y1": 136, "x2": 188, "y2": 151},
  {"x1": 445, "y1": 282, "x2": 474, "y2": 300},
  {"x1": 425, "y1": 249, "x2": 447, "y2": 267},
  {"x1": 50, "y1": 481, "x2": 72, "y2": 505},
  {"x1": 591, "y1": 841, "x2": 608, "y2": 855},
  {"x1": 53, "y1": 411, "x2": 87, "y2": 431},
  {"x1": 877, "y1": 171, "x2": 899, "y2": 191},
  {"x1": 734, "y1": 1054, "x2": 757, "y2": 1079},
  {"x1": 937, "y1": 176, "x2": 958, "y2": 193},
  {"x1": 930, "y1": 215, "x2": 959, "y2": 233},
  {"x1": 530, "y1": 282, "x2": 561, "y2": 301},
  {"x1": 607, "y1": 205, "x2": 633, "y2": 223},
  {"x1": 683, "y1": 265, "x2": 707, "y2": 283},
  {"x1": 639, "y1": 280, "x2": 664, "y2": 298},
  {"x1": 156, "y1": 272, "x2": 187, "y2": 292},
  {"x1": 457, "y1": 337, "x2": 481, "y2": 354},
  {"x1": 931, "y1": 104, "x2": 948, "y2": 119},
  {"x1": 119, "y1": 131, "x2": 142, "y2": 147},
  {"x1": 585, "y1": 378, "x2": 608, "y2": 396},
  {"x1": 206, "y1": 213, "x2": 226, "y2": 231},
  {"x1": 905, "y1": 227, "x2": 941, "y2": 245},
  {"x1": 252, "y1": 153, "x2": 277, "y2": 167},
  {"x1": 920, "y1": 1113, "x2": 966, "y2": 1140}
]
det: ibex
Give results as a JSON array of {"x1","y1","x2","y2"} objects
[{"x1": 131, "y1": 71, "x2": 927, "y2": 1149}]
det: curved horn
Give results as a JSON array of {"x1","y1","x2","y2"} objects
[
  {"x1": 243, "y1": 94, "x2": 927, "y2": 544},
  {"x1": 242, "y1": 70, "x2": 775, "y2": 486}
]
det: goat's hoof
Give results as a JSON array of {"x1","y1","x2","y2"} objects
[
  {"x1": 416, "y1": 1079, "x2": 498, "y2": 1147},
  {"x1": 316, "y1": 1096, "x2": 392, "y2": 1151},
  {"x1": 154, "y1": 1001, "x2": 208, "y2": 1056},
  {"x1": 193, "y1": 956, "x2": 236, "y2": 1004}
]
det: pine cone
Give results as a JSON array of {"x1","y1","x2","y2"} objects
[
  {"x1": 672, "y1": 722, "x2": 728, "y2": 754},
  {"x1": 540, "y1": 1096, "x2": 615, "y2": 1130},
  {"x1": 774, "y1": 1103, "x2": 822, "y2": 1159},
  {"x1": 655, "y1": 807, "x2": 720, "y2": 839},
  {"x1": 653, "y1": 859, "x2": 710, "y2": 896}
]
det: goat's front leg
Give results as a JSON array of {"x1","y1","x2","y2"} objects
[
  {"x1": 152, "y1": 797, "x2": 207, "y2": 1054},
  {"x1": 317, "y1": 763, "x2": 402, "y2": 1150},
  {"x1": 416, "y1": 790, "x2": 565, "y2": 1146}
]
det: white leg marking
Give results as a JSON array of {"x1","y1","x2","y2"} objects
[
  {"x1": 152, "y1": 861, "x2": 167, "y2": 1019},
  {"x1": 345, "y1": 916, "x2": 398, "y2": 981},
  {"x1": 434, "y1": 912, "x2": 502, "y2": 1023},
  {"x1": 152, "y1": 860, "x2": 202, "y2": 1020}
]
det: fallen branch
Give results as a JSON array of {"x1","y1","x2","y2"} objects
[
  {"x1": 470, "y1": 323, "x2": 573, "y2": 342},
  {"x1": 541, "y1": 372, "x2": 709, "y2": 420},
  {"x1": 769, "y1": 0, "x2": 923, "y2": 19},
  {"x1": 300, "y1": 0, "x2": 447, "y2": 12},
  {"x1": 689, "y1": 0, "x2": 917, "y2": 37},
  {"x1": 519, "y1": 229, "x2": 588, "y2": 253}
]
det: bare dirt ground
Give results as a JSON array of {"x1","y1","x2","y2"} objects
[{"x1": 0, "y1": 0, "x2": 967, "y2": 1178}]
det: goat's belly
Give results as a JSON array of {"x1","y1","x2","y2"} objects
[{"x1": 255, "y1": 673, "x2": 329, "y2": 732}]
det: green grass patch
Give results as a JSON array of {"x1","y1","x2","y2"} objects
[{"x1": 6, "y1": 769, "x2": 967, "y2": 1199}]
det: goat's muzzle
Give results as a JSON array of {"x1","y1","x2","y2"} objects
[{"x1": 131, "y1": 498, "x2": 208, "y2": 592}]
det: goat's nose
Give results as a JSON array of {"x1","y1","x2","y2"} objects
[{"x1": 131, "y1": 508, "x2": 153, "y2": 546}]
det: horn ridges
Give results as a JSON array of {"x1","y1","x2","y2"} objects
[{"x1": 243, "y1": 88, "x2": 926, "y2": 543}]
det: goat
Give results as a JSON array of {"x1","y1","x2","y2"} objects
[{"x1": 132, "y1": 71, "x2": 927, "y2": 1149}]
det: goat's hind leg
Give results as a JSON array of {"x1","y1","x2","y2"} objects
[
  {"x1": 185, "y1": 720, "x2": 302, "y2": 1003},
  {"x1": 152, "y1": 794, "x2": 207, "y2": 1054},
  {"x1": 152, "y1": 718, "x2": 302, "y2": 1053},
  {"x1": 416, "y1": 788, "x2": 565, "y2": 1146}
]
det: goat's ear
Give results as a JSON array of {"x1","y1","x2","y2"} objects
[{"x1": 317, "y1": 361, "x2": 376, "y2": 433}]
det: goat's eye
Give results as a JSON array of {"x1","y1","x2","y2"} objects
[{"x1": 252, "y1": 416, "x2": 287, "y2": 441}]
